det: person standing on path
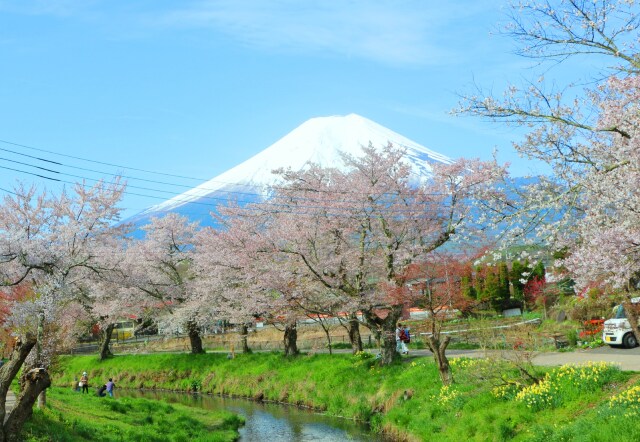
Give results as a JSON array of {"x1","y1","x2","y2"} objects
[
  {"x1": 105, "y1": 378, "x2": 115, "y2": 398},
  {"x1": 396, "y1": 323, "x2": 408, "y2": 354},
  {"x1": 401, "y1": 325, "x2": 411, "y2": 355},
  {"x1": 80, "y1": 371, "x2": 89, "y2": 394}
]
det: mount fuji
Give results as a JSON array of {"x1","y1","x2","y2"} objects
[{"x1": 126, "y1": 114, "x2": 455, "y2": 227}]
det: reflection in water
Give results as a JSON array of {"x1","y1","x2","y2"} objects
[{"x1": 121, "y1": 390, "x2": 383, "y2": 442}]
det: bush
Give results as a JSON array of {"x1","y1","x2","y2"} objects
[
  {"x1": 327, "y1": 342, "x2": 351, "y2": 349},
  {"x1": 603, "y1": 384, "x2": 640, "y2": 418},
  {"x1": 514, "y1": 362, "x2": 620, "y2": 410}
]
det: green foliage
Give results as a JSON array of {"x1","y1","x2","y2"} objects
[
  {"x1": 566, "y1": 328, "x2": 578, "y2": 346},
  {"x1": 579, "y1": 337, "x2": 604, "y2": 349},
  {"x1": 510, "y1": 260, "x2": 527, "y2": 301},
  {"x1": 484, "y1": 271, "x2": 501, "y2": 307},
  {"x1": 474, "y1": 265, "x2": 485, "y2": 299},
  {"x1": 407, "y1": 339, "x2": 427, "y2": 350},
  {"x1": 498, "y1": 262, "x2": 511, "y2": 301},
  {"x1": 531, "y1": 261, "x2": 545, "y2": 280},
  {"x1": 326, "y1": 342, "x2": 351, "y2": 349},
  {"x1": 461, "y1": 274, "x2": 477, "y2": 300}
]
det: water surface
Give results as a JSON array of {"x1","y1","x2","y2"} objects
[{"x1": 120, "y1": 389, "x2": 383, "y2": 442}]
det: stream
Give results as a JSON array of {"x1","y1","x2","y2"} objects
[{"x1": 120, "y1": 389, "x2": 384, "y2": 441}]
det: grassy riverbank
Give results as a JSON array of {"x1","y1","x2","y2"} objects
[
  {"x1": 49, "y1": 352, "x2": 640, "y2": 441},
  {"x1": 20, "y1": 387, "x2": 244, "y2": 442}
]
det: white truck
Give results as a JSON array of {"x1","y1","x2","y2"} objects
[{"x1": 602, "y1": 297, "x2": 640, "y2": 348}]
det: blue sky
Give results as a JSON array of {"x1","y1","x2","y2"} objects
[{"x1": 0, "y1": 1, "x2": 585, "y2": 218}]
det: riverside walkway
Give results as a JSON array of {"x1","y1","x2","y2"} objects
[{"x1": 4, "y1": 390, "x2": 16, "y2": 423}]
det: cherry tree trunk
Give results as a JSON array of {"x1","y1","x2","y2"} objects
[
  {"x1": 99, "y1": 323, "x2": 115, "y2": 361},
  {"x1": 380, "y1": 324, "x2": 399, "y2": 365},
  {"x1": 4, "y1": 368, "x2": 51, "y2": 442},
  {"x1": 319, "y1": 322, "x2": 333, "y2": 355},
  {"x1": 348, "y1": 315, "x2": 363, "y2": 354},
  {"x1": 283, "y1": 324, "x2": 299, "y2": 357},
  {"x1": 427, "y1": 335, "x2": 453, "y2": 385},
  {"x1": 187, "y1": 321, "x2": 205, "y2": 354},
  {"x1": 362, "y1": 306, "x2": 402, "y2": 365},
  {"x1": 240, "y1": 324, "x2": 251, "y2": 354},
  {"x1": 0, "y1": 333, "x2": 51, "y2": 442}
]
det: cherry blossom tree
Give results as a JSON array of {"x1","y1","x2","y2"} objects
[
  {"x1": 210, "y1": 145, "x2": 505, "y2": 365},
  {"x1": 0, "y1": 180, "x2": 126, "y2": 440},
  {"x1": 195, "y1": 205, "x2": 305, "y2": 356},
  {"x1": 390, "y1": 252, "x2": 485, "y2": 384},
  {"x1": 458, "y1": 0, "x2": 640, "y2": 330},
  {"x1": 124, "y1": 213, "x2": 206, "y2": 354}
]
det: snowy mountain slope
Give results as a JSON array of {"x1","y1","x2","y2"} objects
[{"x1": 126, "y1": 113, "x2": 454, "y2": 227}]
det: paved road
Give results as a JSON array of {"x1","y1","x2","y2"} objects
[
  {"x1": 4, "y1": 390, "x2": 16, "y2": 423},
  {"x1": 403, "y1": 345, "x2": 640, "y2": 371},
  {"x1": 532, "y1": 345, "x2": 640, "y2": 371},
  {"x1": 122, "y1": 345, "x2": 640, "y2": 371}
]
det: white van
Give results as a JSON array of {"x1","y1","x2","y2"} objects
[{"x1": 602, "y1": 297, "x2": 640, "y2": 348}]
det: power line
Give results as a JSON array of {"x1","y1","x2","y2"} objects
[
  {"x1": 0, "y1": 144, "x2": 266, "y2": 198},
  {"x1": 0, "y1": 138, "x2": 208, "y2": 182},
  {"x1": 0, "y1": 165, "x2": 61, "y2": 182},
  {"x1": 0, "y1": 156, "x2": 60, "y2": 175},
  {"x1": 0, "y1": 138, "x2": 449, "y2": 200},
  {"x1": 0, "y1": 171, "x2": 452, "y2": 221},
  {"x1": 0, "y1": 186, "x2": 19, "y2": 196},
  {"x1": 0, "y1": 151, "x2": 449, "y2": 214}
]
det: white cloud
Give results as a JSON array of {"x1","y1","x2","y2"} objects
[
  {"x1": 0, "y1": 0, "x2": 501, "y2": 66},
  {"x1": 153, "y1": 0, "x2": 495, "y2": 66}
]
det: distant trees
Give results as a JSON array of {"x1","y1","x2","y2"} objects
[{"x1": 466, "y1": 259, "x2": 548, "y2": 312}]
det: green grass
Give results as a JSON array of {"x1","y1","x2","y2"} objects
[
  {"x1": 48, "y1": 352, "x2": 640, "y2": 441},
  {"x1": 20, "y1": 387, "x2": 244, "y2": 442}
]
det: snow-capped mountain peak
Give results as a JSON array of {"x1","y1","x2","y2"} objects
[{"x1": 130, "y1": 114, "x2": 454, "y2": 224}]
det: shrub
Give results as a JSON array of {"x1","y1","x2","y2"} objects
[
  {"x1": 514, "y1": 362, "x2": 619, "y2": 410},
  {"x1": 604, "y1": 384, "x2": 640, "y2": 418},
  {"x1": 327, "y1": 342, "x2": 352, "y2": 349},
  {"x1": 430, "y1": 385, "x2": 463, "y2": 410}
]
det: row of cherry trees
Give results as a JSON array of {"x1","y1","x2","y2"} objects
[
  {"x1": 0, "y1": 144, "x2": 505, "y2": 434},
  {"x1": 196, "y1": 145, "x2": 505, "y2": 367}
]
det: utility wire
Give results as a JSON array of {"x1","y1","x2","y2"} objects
[
  {"x1": 0, "y1": 155, "x2": 447, "y2": 214},
  {"x1": 0, "y1": 172, "x2": 451, "y2": 221},
  {"x1": 0, "y1": 156, "x2": 60, "y2": 175},
  {"x1": 0, "y1": 186, "x2": 19, "y2": 196},
  {"x1": 0, "y1": 138, "x2": 448, "y2": 200},
  {"x1": 0, "y1": 165, "x2": 61, "y2": 182},
  {"x1": 0, "y1": 138, "x2": 207, "y2": 182},
  {"x1": 0, "y1": 145, "x2": 265, "y2": 198}
]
